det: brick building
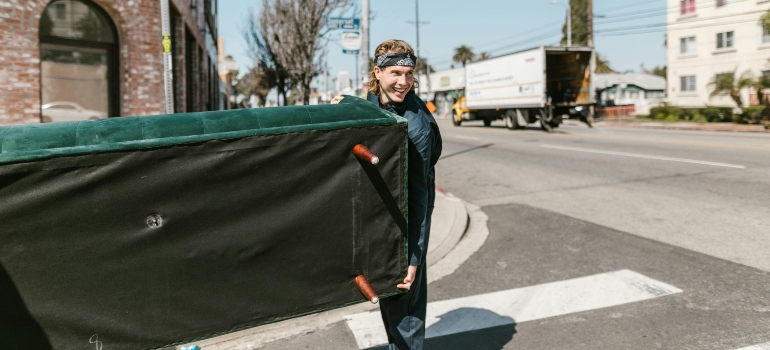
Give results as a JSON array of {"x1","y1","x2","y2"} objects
[{"x1": 0, "y1": 0, "x2": 220, "y2": 125}]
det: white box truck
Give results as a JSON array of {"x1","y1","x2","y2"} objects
[{"x1": 453, "y1": 46, "x2": 595, "y2": 131}]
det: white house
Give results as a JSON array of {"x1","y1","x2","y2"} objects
[
  {"x1": 595, "y1": 73, "x2": 667, "y2": 115},
  {"x1": 667, "y1": 0, "x2": 770, "y2": 108}
]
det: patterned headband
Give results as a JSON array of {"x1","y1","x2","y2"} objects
[{"x1": 375, "y1": 52, "x2": 416, "y2": 68}]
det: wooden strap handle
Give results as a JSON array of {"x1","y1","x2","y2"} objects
[
  {"x1": 353, "y1": 144, "x2": 379, "y2": 165},
  {"x1": 354, "y1": 275, "x2": 379, "y2": 304}
]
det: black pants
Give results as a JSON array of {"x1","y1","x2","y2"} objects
[{"x1": 378, "y1": 260, "x2": 428, "y2": 350}]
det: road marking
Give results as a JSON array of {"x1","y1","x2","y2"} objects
[
  {"x1": 345, "y1": 269, "x2": 682, "y2": 349},
  {"x1": 736, "y1": 342, "x2": 770, "y2": 350},
  {"x1": 455, "y1": 135, "x2": 480, "y2": 140},
  {"x1": 540, "y1": 144, "x2": 747, "y2": 169},
  {"x1": 582, "y1": 133, "x2": 770, "y2": 152}
]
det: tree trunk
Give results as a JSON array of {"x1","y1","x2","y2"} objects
[
  {"x1": 302, "y1": 84, "x2": 311, "y2": 105},
  {"x1": 257, "y1": 93, "x2": 267, "y2": 107},
  {"x1": 730, "y1": 93, "x2": 743, "y2": 109}
]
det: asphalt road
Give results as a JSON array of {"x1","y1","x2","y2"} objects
[
  {"x1": 234, "y1": 119, "x2": 770, "y2": 350},
  {"x1": 437, "y1": 119, "x2": 770, "y2": 273}
]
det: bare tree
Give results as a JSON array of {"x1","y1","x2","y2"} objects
[
  {"x1": 237, "y1": 66, "x2": 275, "y2": 107},
  {"x1": 243, "y1": 6, "x2": 291, "y2": 105},
  {"x1": 247, "y1": 0, "x2": 350, "y2": 105}
]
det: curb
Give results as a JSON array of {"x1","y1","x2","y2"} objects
[
  {"x1": 426, "y1": 188, "x2": 469, "y2": 269},
  {"x1": 592, "y1": 121, "x2": 770, "y2": 133}
]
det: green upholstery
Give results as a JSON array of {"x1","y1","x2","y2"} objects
[{"x1": 0, "y1": 96, "x2": 404, "y2": 164}]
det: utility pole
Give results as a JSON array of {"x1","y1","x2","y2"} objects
[
  {"x1": 160, "y1": 0, "x2": 174, "y2": 114},
  {"x1": 414, "y1": 0, "x2": 421, "y2": 95},
  {"x1": 587, "y1": 0, "x2": 593, "y2": 47},
  {"x1": 361, "y1": 0, "x2": 369, "y2": 91},
  {"x1": 415, "y1": 0, "x2": 420, "y2": 59},
  {"x1": 407, "y1": 0, "x2": 428, "y2": 94},
  {"x1": 567, "y1": 1, "x2": 571, "y2": 47}
]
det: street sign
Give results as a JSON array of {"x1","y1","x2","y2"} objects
[
  {"x1": 327, "y1": 17, "x2": 360, "y2": 29},
  {"x1": 327, "y1": 17, "x2": 360, "y2": 30},
  {"x1": 342, "y1": 31, "x2": 361, "y2": 54}
]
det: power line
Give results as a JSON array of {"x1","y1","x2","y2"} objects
[
  {"x1": 430, "y1": 0, "x2": 765, "y2": 70},
  {"x1": 487, "y1": 32, "x2": 563, "y2": 56},
  {"x1": 596, "y1": 7, "x2": 667, "y2": 21},
  {"x1": 441, "y1": 4, "x2": 669, "y2": 62},
  {"x1": 668, "y1": 8, "x2": 768, "y2": 28},
  {"x1": 595, "y1": 10, "x2": 668, "y2": 25},
  {"x1": 456, "y1": 19, "x2": 565, "y2": 53},
  {"x1": 598, "y1": 0, "x2": 663, "y2": 14},
  {"x1": 664, "y1": 0, "x2": 756, "y2": 14},
  {"x1": 597, "y1": 22, "x2": 667, "y2": 34},
  {"x1": 429, "y1": 21, "x2": 564, "y2": 66},
  {"x1": 596, "y1": 28, "x2": 667, "y2": 37}
]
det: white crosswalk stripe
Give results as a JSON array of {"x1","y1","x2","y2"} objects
[
  {"x1": 345, "y1": 269, "x2": 682, "y2": 349},
  {"x1": 736, "y1": 342, "x2": 770, "y2": 350}
]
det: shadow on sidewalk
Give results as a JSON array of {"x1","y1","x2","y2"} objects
[{"x1": 367, "y1": 308, "x2": 516, "y2": 350}]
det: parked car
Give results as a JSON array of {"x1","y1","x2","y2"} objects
[{"x1": 41, "y1": 101, "x2": 107, "y2": 122}]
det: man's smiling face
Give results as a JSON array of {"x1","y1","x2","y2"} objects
[{"x1": 374, "y1": 65, "x2": 414, "y2": 105}]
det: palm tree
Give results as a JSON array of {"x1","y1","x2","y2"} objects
[
  {"x1": 559, "y1": 0, "x2": 589, "y2": 46},
  {"x1": 415, "y1": 57, "x2": 435, "y2": 75},
  {"x1": 453, "y1": 45, "x2": 476, "y2": 67},
  {"x1": 752, "y1": 73, "x2": 770, "y2": 121},
  {"x1": 708, "y1": 69, "x2": 755, "y2": 109},
  {"x1": 595, "y1": 52, "x2": 613, "y2": 73},
  {"x1": 477, "y1": 52, "x2": 491, "y2": 61}
]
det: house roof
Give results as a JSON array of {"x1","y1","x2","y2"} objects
[{"x1": 595, "y1": 73, "x2": 666, "y2": 91}]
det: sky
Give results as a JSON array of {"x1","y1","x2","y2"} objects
[{"x1": 217, "y1": 0, "x2": 668, "y2": 90}]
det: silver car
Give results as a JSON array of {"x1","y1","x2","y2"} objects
[{"x1": 41, "y1": 101, "x2": 107, "y2": 122}]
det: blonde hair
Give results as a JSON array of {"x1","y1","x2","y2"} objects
[{"x1": 368, "y1": 39, "x2": 419, "y2": 95}]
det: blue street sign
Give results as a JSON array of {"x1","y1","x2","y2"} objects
[
  {"x1": 343, "y1": 50, "x2": 360, "y2": 54},
  {"x1": 327, "y1": 17, "x2": 360, "y2": 30}
]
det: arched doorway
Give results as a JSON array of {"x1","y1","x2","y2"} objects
[{"x1": 39, "y1": 0, "x2": 119, "y2": 122}]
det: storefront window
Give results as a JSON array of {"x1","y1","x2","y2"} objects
[{"x1": 39, "y1": 0, "x2": 118, "y2": 122}]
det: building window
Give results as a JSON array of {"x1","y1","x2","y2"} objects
[
  {"x1": 39, "y1": 0, "x2": 119, "y2": 122},
  {"x1": 53, "y1": 3, "x2": 66, "y2": 19},
  {"x1": 716, "y1": 31, "x2": 734, "y2": 49},
  {"x1": 680, "y1": 36, "x2": 696, "y2": 54},
  {"x1": 680, "y1": 0, "x2": 695, "y2": 15},
  {"x1": 763, "y1": 26, "x2": 770, "y2": 44},
  {"x1": 680, "y1": 76, "x2": 696, "y2": 92},
  {"x1": 716, "y1": 0, "x2": 731, "y2": 7}
]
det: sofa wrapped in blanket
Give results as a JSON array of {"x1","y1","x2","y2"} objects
[{"x1": 0, "y1": 97, "x2": 407, "y2": 349}]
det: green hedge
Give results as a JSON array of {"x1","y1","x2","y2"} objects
[
  {"x1": 737, "y1": 106, "x2": 766, "y2": 124},
  {"x1": 649, "y1": 105, "x2": 765, "y2": 124}
]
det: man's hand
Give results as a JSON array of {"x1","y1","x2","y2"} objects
[
  {"x1": 397, "y1": 265, "x2": 418, "y2": 290},
  {"x1": 330, "y1": 94, "x2": 344, "y2": 104}
]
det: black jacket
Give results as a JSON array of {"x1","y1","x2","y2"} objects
[{"x1": 365, "y1": 91, "x2": 442, "y2": 266}]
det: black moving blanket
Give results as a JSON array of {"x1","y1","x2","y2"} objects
[{"x1": 0, "y1": 98, "x2": 408, "y2": 349}]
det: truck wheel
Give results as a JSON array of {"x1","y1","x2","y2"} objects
[
  {"x1": 483, "y1": 119, "x2": 492, "y2": 127},
  {"x1": 505, "y1": 114, "x2": 515, "y2": 130},
  {"x1": 549, "y1": 120, "x2": 560, "y2": 128},
  {"x1": 453, "y1": 116, "x2": 462, "y2": 126},
  {"x1": 539, "y1": 114, "x2": 553, "y2": 133},
  {"x1": 506, "y1": 110, "x2": 524, "y2": 130}
]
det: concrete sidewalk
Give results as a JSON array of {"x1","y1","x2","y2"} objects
[{"x1": 177, "y1": 188, "x2": 473, "y2": 350}]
